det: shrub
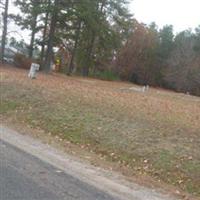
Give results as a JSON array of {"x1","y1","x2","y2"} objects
[
  {"x1": 14, "y1": 53, "x2": 32, "y2": 69},
  {"x1": 94, "y1": 70, "x2": 119, "y2": 81}
]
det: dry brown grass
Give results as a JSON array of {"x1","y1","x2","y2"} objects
[{"x1": 1, "y1": 65, "x2": 200, "y2": 197}]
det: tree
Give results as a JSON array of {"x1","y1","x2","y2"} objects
[
  {"x1": 164, "y1": 30, "x2": 200, "y2": 95},
  {"x1": 0, "y1": 0, "x2": 9, "y2": 63},
  {"x1": 11, "y1": 0, "x2": 133, "y2": 75},
  {"x1": 40, "y1": 0, "x2": 51, "y2": 66},
  {"x1": 159, "y1": 25, "x2": 174, "y2": 59},
  {"x1": 43, "y1": 0, "x2": 133, "y2": 75},
  {"x1": 67, "y1": 20, "x2": 81, "y2": 75},
  {"x1": 116, "y1": 21, "x2": 160, "y2": 85},
  {"x1": 74, "y1": 0, "x2": 133, "y2": 76},
  {"x1": 13, "y1": 0, "x2": 43, "y2": 58},
  {"x1": 44, "y1": 0, "x2": 59, "y2": 72},
  {"x1": 194, "y1": 25, "x2": 200, "y2": 52},
  {"x1": 9, "y1": 37, "x2": 27, "y2": 53},
  {"x1": 155, "y1": 25, "x2": 175, "y2": 85}
]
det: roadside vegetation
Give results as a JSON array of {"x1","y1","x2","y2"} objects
[{"x1": 1, "y1": 66, "x2": 200, "y2": 197}]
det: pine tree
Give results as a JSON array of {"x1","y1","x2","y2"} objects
[
  {"x1": 44, "y1": 0, "x2": 60, "y2": 72},
  {"x1": 39, "y1": 0, "x2": 51, "y2": 67},
  {"x1": 13, "y1": 0, "x2": 43, "y2": 58},
  {"x1": 74, "y1": 0, "x2": 133, "y2": 76}
]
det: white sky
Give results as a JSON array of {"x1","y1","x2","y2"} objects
[
  {"x1": 6, "y1": 0, "x2": 200, "y2": 42},
  {"x1": 129, "y1": 0, "x2": 200, "y2": 33}
]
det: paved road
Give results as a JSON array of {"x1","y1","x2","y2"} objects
[{"x1": 0, "y1": 140, "x2": 117, "y2": 200}]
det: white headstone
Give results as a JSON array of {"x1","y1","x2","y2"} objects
[{"x1": 28, "y1": 63, "x2": 40, "y2": 79}]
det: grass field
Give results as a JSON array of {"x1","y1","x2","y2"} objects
[{"x1": 1, "y1": 65, "x2": 200, "y2": 198}]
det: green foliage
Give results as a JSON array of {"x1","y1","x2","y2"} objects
[
  {"x1": 116, "y1": 22, "x2": 200, "y2": 96},
  {"x1": 93, "y1": 70, "x2": 119, "y2": 81},
  {"x1": 11, "y1": 0, "x2": 199, "y2": 96},
  {"x1": 163, "y1": 29, "x2": 200, "y2": 95},
  {"x1": 71, "y1": 0, "x2": 134, "y2": 75},
  {"x1": 0, "y1": 101, "x2": 18, "y2": 114},
  {"x1": 12, "y1": 0, "x2": 46, "y2": 58},
  {"x1": 12, "y1": 0, "x2": 133, "y2": 73},
  {"x1": 158, "y1": 25, "x2": 174, "y2": 59},
  {"x1": 194, "y1": 25, "x2": 200, "y2": 52}
]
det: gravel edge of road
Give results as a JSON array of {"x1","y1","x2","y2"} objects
[{"x1": 0, "y1": 125, "x2": 178, "y2": 200}]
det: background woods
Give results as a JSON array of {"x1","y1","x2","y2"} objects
[{"x1": 116, "y1": 23, "x2": 200, "y2": 96}]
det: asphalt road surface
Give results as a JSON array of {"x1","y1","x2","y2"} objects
[{"x1": 0, "y1": 140, "x2": 117, "y2": 200}]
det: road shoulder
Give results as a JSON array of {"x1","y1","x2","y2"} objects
[{"x1": 0, "y1": 125, "x2": 180, "y2": 200}]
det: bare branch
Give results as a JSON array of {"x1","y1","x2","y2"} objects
[{"x1": 0, "y1": 1, "x2": 5, "y2": 6}]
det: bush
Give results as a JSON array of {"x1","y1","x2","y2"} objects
[
  {"x1": 93, "y1": 70, "x2": 120, "y2": 81},
  {"x1": 14, "y1": 53, "x2": 32, "y2": 69}
]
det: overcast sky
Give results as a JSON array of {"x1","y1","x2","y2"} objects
[
  {"x1": 7, "y1": 0, "x2": 200, "y2": 41},
  {"x1": 130, "y1": 0, "x2": 200, "y2": 33}
]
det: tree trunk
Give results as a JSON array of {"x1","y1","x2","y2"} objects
[
  {"x1": 82, "y1": 32, "x2": 95, "y2": 76},
  {"x1": 44, "y1": 0, "x2": 59, "y2": 72},
  {"x1": 81, "y1": 1, "x2": 105, "y2": 76},
  {"x1": 1, "y1": 0, "x2": 9, "y2": 63},
  {"x1": 28, "y1": 13, "x2": 38, "y2": 58},
  {"x1": 82, "y1": 64, "x2": 90, "y2": 76},
  {"x1": 40, "y1": 0, "x2": 51, "y2": 68},
  {"x1": 67, "y1": 20, "x2": 81, "y2": 75}
]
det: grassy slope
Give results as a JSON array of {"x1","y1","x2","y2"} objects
[{"x1": 1, "y1": 66, "x2": 200, "y2": 197}]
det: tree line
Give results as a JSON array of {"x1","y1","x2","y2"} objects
[
  {"x1": 2, "y1": 0, "x2": 133, "y2": 75},
  {"x1": 116, "y1": 21, "x2": 200, "y2": 96},
  {"x1": 1, "y1": 0, "x2": 199, "y2": 96}
]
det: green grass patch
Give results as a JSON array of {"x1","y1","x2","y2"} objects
[
  {"x1": 153, "y1": 150, "x2": 175, "y2": 171},
  {"x1": 0, "y1": 100, "x2": 18, "y2": 114},
  {"x1": 1, "y1": 73, "x2": 200, "y2": 197}
]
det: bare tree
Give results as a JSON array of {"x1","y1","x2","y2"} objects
[{"x1": 165, "y1": 31, "x2": 200, "y2": 95}]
